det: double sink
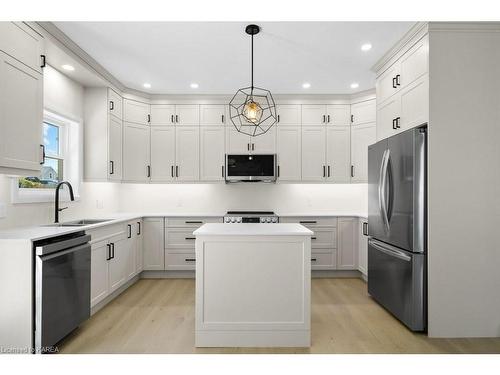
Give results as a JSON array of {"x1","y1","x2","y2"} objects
[{"x1": 46, "y1": 219, "x2": 112, "y2": 227}]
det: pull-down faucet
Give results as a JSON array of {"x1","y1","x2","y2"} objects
[{"x1": 54, "y1": 181, "x2": 75, "y2": 223}]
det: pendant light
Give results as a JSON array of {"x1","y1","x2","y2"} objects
[{"x1": 229, "y1": 24, "x2": 277, "y2": 137}]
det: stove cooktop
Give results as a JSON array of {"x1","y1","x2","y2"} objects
[{"x1": 226, "y1": 211, "x2": 275, "y2": 215}]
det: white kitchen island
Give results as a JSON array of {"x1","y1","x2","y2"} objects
[{"x1": 193, "y1": 223, "x2": 313, "y2": 347}]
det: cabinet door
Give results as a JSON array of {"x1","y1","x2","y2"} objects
[
  {"x1": 108, "y1": 88, "x2": 122, "y2": 120},
  {"x1": 251, "y1": 127, "x2": 276, "y2": 153},
  {"x1": 276, "y1": 104, "x2": 301, "y2": 125},
  {"x1": 175, "y1": 126, "x2": 199, "y2": 181},
  {"x1": 399, "y1": 35, "x2": 428, "y2": 90},
  {"x1": 150, "y1": 104, "x2": 175, "y2": 125},
  {"x1": 90, "y1": 240, "x2": 110, "y2": 307},
  {"x1": 351, "y1": 123, "x2": 376, "y2": 183},
  {"x1": 123, "y1": 122, "x2": 150, "y2": 182},
  {"x1": 277, "y1": 126, "x2": 301, "y2": 181},
  {"x1": 200, "y1": 126, "x2": 225, "y2": 181},
  {"x1": 108, "y1": 116, "x2": 122, "y2": 181},
  {"x1": 125, "y1": 222, "x2": 137, "y2": 280},
  {"x1": 0, "y1": 52, "x2": 42, "y2": 172},
  {"x1": 376, "y1": 95, "x2": 400, "y2": 141},
  {"x1": 135, "y1": 220, "x2": 143, "y2": 273},
  {"x1": 326, "y1": 105, "x2": 351, "y2": 126},
  {"x1": 376, "y1": 62, "x2": 400, "y2": 104},
  {"x1": 150, "y1": 126, "x2": 176, "y2": 182},
  {"x1": 351, "y1": 99, "x2": 376, "y2": 125},
  {"x1": 227, "y1": 128, "x2": 250, "y2": 153},
  {"x1": 326, "y1": 126, "x2": 350, "y2": 183},
  {"x1": 301, "y1": 127, "x2": 326, "y2": 181},
  {"x1": 358, "y1": 219, "x2": 368, "y2": 276},
  {"x1": 175, "y1": 105, "x2": 199, "y2": 125},
  {"x1": 200, "y1": 105, "x2": 225, "y2": 126},
  {"x1": 109, "y1": 238, "x2": 128, "y2": 293},
  {"x1": 301, "y1": 104, "x2": 327, "y2": 126},
  {"x1": 123, "y1": 99, "x2": 150, "y2": 125},
  {"x1": 399, "y1": 75, "x2": 428, "y2": 131},
  {"x1": 337, "y1": 218, "x2": 358, "y2": 270},
  {"x1": 143, "y1": 218, "x2": 165, "y2": 271},
  {"x1": 0, "y1": 22, "x2": 44, "y2": 74}
]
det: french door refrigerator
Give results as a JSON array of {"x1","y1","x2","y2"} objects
[{"x1": 367, "y1": 125, "x2": 427, "y2": 331}]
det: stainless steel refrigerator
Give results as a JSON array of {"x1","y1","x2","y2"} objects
[{"x1": 367, "y1": 125, "x2": 427, "y2": 331}]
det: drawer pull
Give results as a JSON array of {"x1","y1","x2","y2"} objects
[
  {"x1": 300, "y1": 221, "x2": 317, "y2": 224},
  {"x1": 185, "y1": 258, "x2": 196, "y2": 262},
  {"x1": 185, "y1": 237, "x2": 196, "y2": 240},
  {"x1": 311, "y1": 258, "x2": 317, "y2": 262},
  {"x1": 311, "y1": 237, "x2": 317, "y2": 240},
  {"x1": 185, "y1": 221, "x2": 203, "y2": 224},
  {"x1": 362, "y1": 222, "x2": 368, "y2": 236}
]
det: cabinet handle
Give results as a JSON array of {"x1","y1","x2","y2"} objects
[
  {"x1": 109, "y1": 101, "x2": 114, "y2": 111},
  {"x1": 323, "y1": 165, "x2": 326, "y2": 178},
  {"x1": 300, "y1": 220, "x2": 317, "y2": 224},
  {"x1": 127, "y1": 224, "x2": 132, "y2": 239},
  {"x1": 185, "y1": 237, "x2": 196, "y2": 240},
  {"x1": 111, "y1": 243, "x2": 115, "y2": 259},
  {"x1": 311, "y1": 237, "x2": 317, "y2": 240},
  {"x1": 221, "y1": 114, "x2": 225, "y2": 123},
  {"x1": 351, "y1": 114, "x2": 354, "y2": 123},
  {"x1": 176, "y1": 115, "x2": 179, "y2": 123},
  {"x1": 311, "y1": 258, "x2": 317, "y2": 262},
  {"x1": 109, "y1": 160, "x2": 114, "y2": 175},
  {"x1": 277, "y1": 165, "x2": 280, "y2": 178},
  {"x1": 351, "y1": 165, "x2": 355, "y2": 178},
  {"x1": 176, "y1": 165, "x2": 179, "y2": 177},
  {"x1": 392, "y1": 118, "x2": 397, "y2": 130},
  {"x1": 40, "y1": 144, "x2": 45, "y2": 165},
  {"x1": 396, "y1": 117, "x2": 401, "y2": 129},
  {"x1": 222, "y1": 165, "x2": 225, "y2": 178},
  {"x1": 252, "y1": 143, "x2": 255, "y2": 151},
  {"x1": 327, "y1": 165, "x2": 331, "y2": 177},
  {"x1": 327, "y1": 115, "x2": 330, "y2": 123},
  {"x1": 396, "y1": 74, "x2": 401, "y2": 86},
  {"x1": 247, "y1": 143, "x2": 250, "y2": 151},
  {"x1": 137, "y1": 221, "x2": 141, "y2": 235},
  {"x1": 171, "y1": 115, "x2": 174, "y2": 123},
  {"x1": 322, "y1": 115, "x2": 326, "y2": 123},
  {"x1": 392, "y1": 77, "x2": 397, "y2": 88},
  {"x1": 147, "y1": 165, "x2": 151, "y2": 178},
  {"x1": 40, "y1": 54, "x2": 46, "y2": 68},
  {"x1": 185, "y1": 221, "x2": 202, "y2": 224},
  {"x1": 277, "y1": 114, "x2": 280, "y2": 123},
  {"x1": 185, "y1": 258, "x2": 196, "y2": 262},
  {"x1": 171, "y1": 165, "x2": 174, "y2": 178},
  {"x1": 106, "y1": 244, "x2": 112, "y2": 261},
  {"x1": 147, "y1": 114, "x2": 151, "y2": 123},
  {"x1": 362, "y1": 222, "x2": 368, "y2": 236}
]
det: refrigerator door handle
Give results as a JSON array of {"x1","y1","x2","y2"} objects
[
  {"x1": 379, "y1": 149, "x2": 390, "y2": 232},
  {"x1": 369, "y1": 239, "x2": 411, "y2": 262}
]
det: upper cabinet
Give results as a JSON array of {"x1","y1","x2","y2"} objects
[
  {"x1": 150, "y1": 104, "x2": 175, "y2": 126},
  {"x1": 200, "y1": 105, "x2": 225, "y2": 126},
  {"x1": 375, "y1": 34, "x2": 429, "y2": 141},
  {"x1": 276, "y1": 105, "x2": 301, "y2": 125},
  {"x1": 150, "y1": 104, "x2": 200, "y2": 125},
  {"x1": 301, "y1": 104, "x2": 350, "y2": 126},
  {"x1": 108, "y1": 89, "x2": 122, "y2": 120},
  {"x1": 123, "y1": 99, "x2": 150, "y2": 125},
  {"x1": 302, "y1": 105, "x2": 327, "y2": 125},
  {"x1": 0, "y1": 22, "x2": 44, "y2": 175},
  {"x1": 351, "y1": 100, "x2": 376, "y2": 126}
]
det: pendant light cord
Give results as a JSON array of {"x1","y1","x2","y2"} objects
[{"x1": 251, "y1": 34, "x2": 254, "y2": 96}]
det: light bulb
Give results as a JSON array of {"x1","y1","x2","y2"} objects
[{"x1": 243, "y1": 100, "x2": 262, "y2": 124}]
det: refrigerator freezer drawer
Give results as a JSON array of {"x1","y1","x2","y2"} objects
[{"x1": 367, "y1": 239, "x2": 426, "y2": 331}]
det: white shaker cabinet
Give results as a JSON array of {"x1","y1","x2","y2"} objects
[
  {"x1": 302, "y1": 104, "x2": 327, "y2": 126},
  {"x1": 251, "y1": 127, "x2": 276, "y2": 153},
  {"x1": 175, "y1": 105, "x2": 199, "y2": 126},
  {"x1": 301, "y1": 126, "x2": 326, "y2": 181},
  {"x1": 337, "y1": 218, "x2": 358, "y2": 270},
  {"x1": 276, "y1": 104, "x2": 301, "y2": 125},
  {"x1": 0, "y1": 51, "x2": 43, "y2": 174},
  {"x1": 200, "y1": 105, "x2": 226, "y2": 126},
  {"x1": 142, "y1": 218, "x2": 165, "y2": 271},
  {"x1": 350, "y1": 123, "x2": 376, "y2": 183},
  {"x1": 150, "y1": 104, "x2": 175, "y2": 125},
  {"x1": 123, "y1": 99, "x2": 150, "y2": 125},
  {"x1": 358, "y1": 218, "x2": 368, "y2": 278},
  {"x1": 326, "y1": 105, "x2": 351, "y2": 127},
  {"x1": 150, "y1": 126, "x2": 176, "y2": 182},
  {"x1": 175, "y1": 126, "x2": 200, "y2": 181},
  {"x1": 226, "y1": 128, "x2": 251, "y2": 153},
  {"x1": 108, "y1": 89, "x2": 123, "y2": 120},
  {"x1": 108, "y1": 236, "x2": 129, "y2": 293},
  {"x1": 90, "y1": 239, "x2": 110, "y2": 307},
  {"x1": 123, "y1": 122, "x2": 150, "y2": 182},
  {"x1": 135, "y1": 220, "x2": 144, "y2": 274},
  {"x1": 326, "y1": 126, "x2": 351, "y2": 183},
  {"x1": 277, "y1": 126, "x2": 301, "y2": 181},
  {"x1": 351, "y1": 100, "x2": 376, "y2": 126},
  {"x1": 200, "y1": 126, "x2": 225, "y2": 181},
  {"x1": 108, "y1": 115, "x2": 123, "y2": 181}
]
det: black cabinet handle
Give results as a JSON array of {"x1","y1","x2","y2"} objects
[
  {"x1": 111, "y1": 243, "x2": 115, "y2": 259},
  {"x1": 137, "y1": 221, "x2": 141, "y2": 235},
  {"x1": 171, "y1": 165, "x2": 174, "y2": 178},
  {"x1": 106, "y1": 244, "x2": 112, "y2": 260},
  {"x1": 185, "y1": 221, "x2": 202, "y2": 224},
  {"x1": 127, "y1": 224, "x2": 132, "y2": 239},
  {"x1": 327, "y1": 165, "x2": 331, "y2": 178},
  {"x1": 109, "y1": 101, "x2": 114, "y2": 111},
  {"x1": 351, "y1": 165, "x2": 355, "y2": 178},
  {"x1": 147, "y1": 165, "x2": 151, "y2": 178},
  {"x1": 396, "y1": 74, "x2": 401, "y2": 86},
  {"x1": 311, "y1": 258, "x2": 317, "y2": 262},
  {"x1": 311, "y1": 237, "x2": 317, "y2": 240},
  {"x1": 362, "y1": 222, "x2": 368, "y2": 236},
  {"x1": 109, "y1": 160, "x2": 114, "y2": 175},
  {"x1": 277, "y1": 165, "x2": 280, "y2": 178},
  {"x1": 322, "y1": 115, "x2": 326, "y2": 123},
  {"x1": 40, "y1": 144, "x2": 45, "y2": 165},
  {"x1": 396, "y1": 117, "x2": 401, "y2": 129},
  {"x1": 222, "y1": 165, "x2": 225, "y2": 178},
  {"x1": 176, "y1": 115, "x2": 179, "y2": 123},
  {"x1": 185, "y1": 258, "x2": 196, "y2": 262},
  {"x1": 327, "y1": 115, "x2": 330, "y2": 123},
  {"x1": 171, "y1": 115, "x2": 174, "y2": 123},
  {"x1": 277, "y1": 114, "x2": 280, "y2": 123},
  {"x1": 221, "y1": 114, "x2": 225, "y2": 123},
  {"x1": 300, "y1": 220, "x2": 317, "y2": 224},
  {"x1": 392, "y1": 77, "x2": 397, "y2": 88},
  {"x1": 252, "y1": 143, "x2": 255, "y2": 151},
  {"x1": 323, "y1": 165, "x2": 326, "y2": 178},
  {"x1": 176, "y1": 165, "x2": 179, "y2": 177},
  {"x1": 185, "y1": 237, "x2": 196, "y2": 240},
  {"x1": 40, "y1": 54, "x2": 46, "y2": 68},
  {"x1": 351, "y1": 114, "x2": 354, "y2": 123},
  {"x1": 247, "y1": 143, "x2": 250, "y2": 151},
  {"x1": 147, "y1": 114, "x2": 151, "y2": 123},
  {"x1": 392, "y1": 118, "x2": 397, "y2": 130}
]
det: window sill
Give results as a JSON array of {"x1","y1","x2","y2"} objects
[{"x1": 11, "y1": 180, "x2": 80, "y2": 204}]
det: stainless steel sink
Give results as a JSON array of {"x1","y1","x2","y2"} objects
[{"x1": 45, "y1": 219, "x2": 112, "y2": 227}]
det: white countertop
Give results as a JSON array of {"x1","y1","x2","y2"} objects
[{"x1": 194, "y1": 223, "x2": 314, "y2": 236}]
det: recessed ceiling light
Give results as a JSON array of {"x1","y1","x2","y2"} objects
[
  {"x1": 350, "y1": 82, "x2": 359, "y2": 89},
  {"x1": 361, "y1": 43, "x2": 372, "y2": 51},
  {"x1": 302, "y1": 82, "x2": 311, "y2": 89},
  {"x1": 143, "y1": 83, "x2": 151, "y2": 89},
  {"x1": 190, "y1": 83, "x2": 199, "y2": 89},
  {"x1": 61, "y1": 64, "x2": 75, "y2": 71}
]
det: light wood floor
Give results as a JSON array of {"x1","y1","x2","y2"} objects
[{"x1": 59, "y1": 278, "x2": 500, "y2": 354}]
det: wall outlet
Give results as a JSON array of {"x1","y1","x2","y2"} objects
[{"x1": 0, "y1": 202, "x2": 5, "y2": 218}]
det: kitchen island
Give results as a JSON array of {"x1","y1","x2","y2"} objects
[{"x1": 193, "y1": 223, "x2": 313, "y2": 347}]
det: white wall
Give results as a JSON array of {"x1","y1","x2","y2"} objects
[
  {"x1": 118, "y1": 183, "x2": 367, "y2": 215},
  {"x1": 427, "y1": 26, "x2": 500, "y2": 337}
]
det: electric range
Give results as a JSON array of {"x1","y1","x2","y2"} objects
[{"x1": 224, "y1": 211, "x2": 279, "y2": 224}]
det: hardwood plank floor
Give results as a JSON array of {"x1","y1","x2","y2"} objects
[{"x1": 59, "y1": 278, "x2": 500, "y2": 354}]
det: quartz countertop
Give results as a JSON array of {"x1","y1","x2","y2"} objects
[{"x1": 193, "y1": 223, "x2": 314, "y2": 236}]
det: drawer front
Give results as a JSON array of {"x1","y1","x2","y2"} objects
[
  {"x1": 280, "y1": 217, "x2": 338, "y2": 227},
  {"x1": 166, "y1": 217, "x2": 222, "y2": 227},
  {"x1": 165, "y1": 252, "x2": 196, "y2": 271},
  {"x1": 87, "y1": 223, "x2": 127, "y2": 244},
  {"x1": 311, "y1": 228, "x2": 337, "y2": 249},
  {"x1": 311, "y1": 251, "x2": 337, "y2": 270},
  {"x1": 166, "y1": 228, "x2": 197, "y2": 248}
]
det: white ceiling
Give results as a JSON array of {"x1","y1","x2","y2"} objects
[{"x1": 54, "y1": 22, "x2": 415, "y2": 95}]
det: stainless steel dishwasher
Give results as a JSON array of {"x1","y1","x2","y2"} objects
[{"x1": 34, "y1": 231, "x2": 91, "y2": 353}]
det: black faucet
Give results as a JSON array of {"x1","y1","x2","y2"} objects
[{"x1": 54, "y1": 181, "x2": 75, "y2": 223}]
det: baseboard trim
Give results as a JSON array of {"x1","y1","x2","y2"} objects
[
  {"x1": 141, "y1": 270, "x2": 195, "y2": 279},
  {"x1": 312, "y1": 270, "x2": 362, "y2": 278},
  {"x1": 91, "y1": 275, "x2": 140, "y2": 315}
]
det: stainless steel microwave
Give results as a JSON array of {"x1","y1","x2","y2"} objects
[{"x1": 225, "y1": 154, "x2": 277, "y2": 183}]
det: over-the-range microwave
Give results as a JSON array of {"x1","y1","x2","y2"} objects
[{"x1": 225, "y1": 154, "x2": 277, "y2": 183}]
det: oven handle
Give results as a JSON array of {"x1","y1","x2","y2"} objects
[
  {"x1": 369, "y1": 239, "x2": 411, "y2": 262},
  {"x1": 38, "y1": 243, "x2": 90, "y2": 261}
]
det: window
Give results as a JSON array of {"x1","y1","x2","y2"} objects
[{"x1": 12, "y1": 111, "x2": 81, "y2": 203}]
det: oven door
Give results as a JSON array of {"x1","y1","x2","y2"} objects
[
  {"x1": 225, "y1": 154, "x2": 276, "y2": 182},
  {"x1": 35, "y1": 243, "x2": 91, "y2": 352}
]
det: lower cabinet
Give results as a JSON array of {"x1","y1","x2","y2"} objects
[
  {"x1": 90, "y1": 239, "x2": 111, "y2": 307},
  {"x1": 358, "y1": 218, "x2": 368, "y2": 277},
  {"x1": 337, "y1": 218, "x2": 359, "y2": 270},
  {"x1": 142, "y1": 217, "x2": 165, "y2": 270}
]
